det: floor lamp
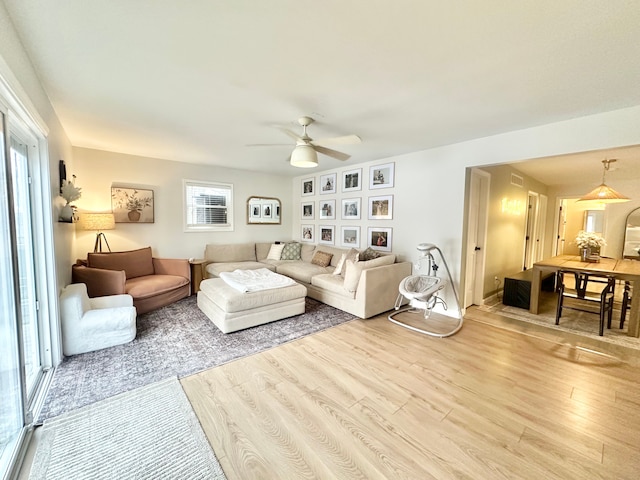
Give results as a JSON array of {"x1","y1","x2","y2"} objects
[{"x1": 83, "y1": 213, "x2": 115, "y2": 252}]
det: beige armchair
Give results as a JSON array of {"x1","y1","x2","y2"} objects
[{"x1": 72, "y1": 247, "x2": 190, "y2": 314}]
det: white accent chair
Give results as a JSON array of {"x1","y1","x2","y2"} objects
[{"x1": 60, "y1": 283, "x2": 137, "y2": 356}]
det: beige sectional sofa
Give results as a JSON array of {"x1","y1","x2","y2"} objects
[{"x1": 202, "y1": 242, "x2": 412, "y2": 319}]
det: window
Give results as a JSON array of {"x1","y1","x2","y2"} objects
[{"x1": 183, "y1": 180, "x2": 233, "y2": 231}]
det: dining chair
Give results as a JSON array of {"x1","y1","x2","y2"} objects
[
  {"x1": 555, "y1": 270, "x2": 616, "y2": 336},
  {"x1": 620, "y1": 281, "x2": 632, "y2": 329}
]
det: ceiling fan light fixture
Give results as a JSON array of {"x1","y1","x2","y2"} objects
[
  {"x1": 577, "y1": 159, "x2": 630, "y2": 203},
  {"x1": 290, "y1": 144, "x2": 318, "y2": 168}
]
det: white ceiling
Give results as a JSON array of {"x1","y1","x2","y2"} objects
[{"x1": 3, "y1": 0, "x2": 640, "y2": 180}]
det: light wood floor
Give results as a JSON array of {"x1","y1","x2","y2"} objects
[{"x1": 181, "y1": 310, "x2": 640, "y2": 480}]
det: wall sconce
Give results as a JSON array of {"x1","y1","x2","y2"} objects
[{"x1": 82, "y1": 213, "x2": 115, "y2": 252}]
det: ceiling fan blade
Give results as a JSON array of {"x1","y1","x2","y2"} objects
[
  {"x1": 313, "y1": 145, "x2": 351, "y2": 161},
  {"x1": 278, "y1": 128, "x2": 303, "y2": 142},
  {"x1": 312, "y1": 134, "x2": 361, "y2": 146}
]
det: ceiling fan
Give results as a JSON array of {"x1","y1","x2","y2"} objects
[{"x1": 250, "y1": 116, "x2": 361, "y2": 168}]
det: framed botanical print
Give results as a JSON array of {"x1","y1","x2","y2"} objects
[
  {"x1": 369, "y1": 162, "x2": 395, "y2": 189},
  {"x1": 320, "y1": 172, "x2": 337, "y2": 195},
  {"x1": 341, "y1": 198, "x2": 361, "y2": 220},
  {"x1": 341, "y1": 226, "x2": 360, "y2": 248},
  {"x1": 368, "y1": 195, "x2": 393, "y2": 220},
  {"x1": 302, "y1": 177, "x2": 315, "y2": 196},
  {"x1": 111, "y1": 187, "x2": 154, "y2": 223},
  {"x1": 342, "y1": 168, "x2": 362, "y2": 192},
  {"x1": 368, "y1": 227, "x2": 392, "y2": 252}
]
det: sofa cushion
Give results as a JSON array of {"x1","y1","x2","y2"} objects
[
  {"x1": 300, "y1": 243, "x2": 316, "y2": 263},
  {"x1": 88, "y1": 247, "x2": 154, "y2": 279},
  {"x1": 281, "y1": 242, "x2": 302, "y2": 260},
  {"x1": 267, "y1": 244, "x2": 286, "y2": 260},
  {"x1": 332, "y1": 248, "x2": 359, "y2": 276},
  {"x1": 343, "y1": 255, "x2": 396, "y2": 293},
  {"x1": 206, "y1": 261, "x2": 275, "y2": 277},
  {"x1": 276, "y1": 261, "x2": 331, "y2": 284},
  {"x1": 359, "y1": 247, "x2": 382, "y2": 261},
  {"x1": 125, "y1": 274, "x2": 189, "y2": 300},
  {"x1": 200, "y1": 278, "x2": 306, "y2": 313},
  {"x1": 205, "y1": 243, "x2": 256, "y2": 262},
  {"x1": 311, "y1": 250, "x2": 333, "y2": 267},
  {"x1": 311, "y1": 274, "x2": 355, "y2": 299}
]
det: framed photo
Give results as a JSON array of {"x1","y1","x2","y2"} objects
[
  {"x1": 368, "y1": 195, "x2": 393, "y2": 220},
  {"x1": 368, "y1": 227, "x2": 392, "y2": 252},
  {"x1": 341, "y1": 198, "x2": 361, "y2": 220},
  {"x1": 250, "y1": 204, "x2": 261, "y2": 219},
  {"x1": 342, "y1": 168, "x2": 362, "y2": 192},
  {"x1": 262, "y1": 204, "x2": 273, "y2": 218},
  {"x1": 301, "y1": 225, "x2": 315, "y2": 243},
  {"x1": 369, "y1": 162, "x2": 395, "y2": 189},
  {"x1": 319, "y1": 199, "x2": 336, "y2": 220},
  {"x1": 341, "y1": 226, "x2": 360, "y2": 248},
  {"x1": 111, "y1": 187, "x2": 154, "y2": 223},
  {"x1": 320, "y1": 172, "x2": 337, "y2": 195},
  {"x1": 302, "y1": 177, "x2": 315, "y2": 196},
  {"x1": 301, "y1": 202, "x2": 314, "y2": 220},
  {"x1": 319, "y1": 225, "x2": 335, "y2": 245}
]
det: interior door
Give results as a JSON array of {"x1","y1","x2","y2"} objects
[
  {"x1": 523, "y1": 192, "x2": 539, "y2": 270},
  {"x1": 464, "y1": 169, "x2": 489, "y2": 307}
]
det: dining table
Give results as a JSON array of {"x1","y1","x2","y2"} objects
[{"x1": 529, "y1": 254, "x2": 640, "y2": 337}]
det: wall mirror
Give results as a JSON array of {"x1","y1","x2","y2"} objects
[
  {"x1": 623, "y1": 207, "x2": 640, "y2": 258},
  {"x1": 247, "y1": 196, "x2": 281, "y2": 224}
]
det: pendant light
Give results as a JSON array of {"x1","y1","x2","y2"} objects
[
  {"x1": 577, "y1": 159, "x2": 630, "y2": 203},
  {"x1": 290, "y1": 144, "x2": 318, "y2": 168}
]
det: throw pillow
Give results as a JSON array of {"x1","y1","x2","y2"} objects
[
  {"x1": 311, "y1": 250, "x2": 333, "y2": 267},
  {"x1": 359, "y1": 247, "x2": 381, "y2": 261},
  {"x1": 266, "y1": 243, "x2": 285, "y2": 260},
  {"x1": 343, "y1": 255, "x2": 396, "y2": 293},
  {"x1": 332, "y1": 248, "x2": 359, "y2": 276},
  {"x1": 280, "y1": 242, "x2": 302, "y2": 260}
]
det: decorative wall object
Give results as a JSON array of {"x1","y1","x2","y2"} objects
[
  {"x1": 301, "y1": 202, "x2": 314, "y2": 220},
  {"x1": 59, "y1": 175, "x2": 81, "y2": 223},
  {"x1": 341, "y1": 198, "x2": 361, "y2": 220},
  {"x1": 111, "y1": 187, "x2": 154, "y2": 223},
  {"x1": 247, "y1": 196, "x2": 281, "y2": 224},
  {"x1": 368, "y1": 195, "x2": 393, "y2": 220},
  {"x1": 319, "y1": 173, "x2": 337, "y2": 195},
  {"x1": 342, "y1": 168, "x2": 362, "y2": 192},
  {"x1": 319, "y1": 225, "x2": 335, "y2": 245},
  {"x1": 319, "y1": 199, "x2": 336, "y2": 220},
  {"x1": 302, "y1": 177, "x2": 315, "y2": 196},
  {"x1": 369, "y1": 162, "x2": 395, "y2": 189},
  {"x1": 301, "y1": 224, "x2": 314, "y2": 242},
  {"x1": 368, "y1": 227, "x2": 392, "y2": 252},
  {"x1": 341, "y1": 226, "x2": 360, "y2": 247}
]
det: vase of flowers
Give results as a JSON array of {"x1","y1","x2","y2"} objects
[
  {"x1": 575, "y1": 230, "x2": 606, "y2": 262},
  {"x1": 59, "y1": 177, "x2": 82, "y2": 222}
]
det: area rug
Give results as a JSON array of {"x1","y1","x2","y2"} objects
[
  {"x1": 37, "y1": 296, "x2": 356, "y2": 423},
  {"x1": 29, "y1": 377, "x2": 226, "y2": 480}
]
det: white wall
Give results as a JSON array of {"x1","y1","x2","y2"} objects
[
  {"x1": 72, "y1": 147, "x2": 292, "y2": 261},
  {"x1": 293, "y1": 105, "x2": 640, "y2": 297}
]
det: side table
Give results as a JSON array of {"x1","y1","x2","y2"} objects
[{"x1": 189, "y1": 259, "x2": 207, "y2": 295}]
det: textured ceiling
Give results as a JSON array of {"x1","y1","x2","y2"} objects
[{"x1": 3, "y1": 0, "x2": 640, "y2": 179}]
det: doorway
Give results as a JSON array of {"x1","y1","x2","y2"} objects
[{"x1": 464, "y1": 169, "x2": 490, "y2": 308}]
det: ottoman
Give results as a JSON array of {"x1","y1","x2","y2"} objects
[{"x1": 197, "y1": 278, "x2": 307, "y2": 333}]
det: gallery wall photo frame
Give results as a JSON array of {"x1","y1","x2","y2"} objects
[
  {"x1": 301, "y1": 202, "x2": 314, "y2": 220},
  {"x1": 319, "y1": 199, "x2": 336, "y2": 220},
  {"x1": 319, "y1": 172, "x2": 337, "y2": 195},
  {"x1": 369, "y1": 162, "x2": 395, "y2": 189},
  {"x1": 301, "y1": 224, "x2": 315, "y2": 243},
  {"x1": 262, "y1": 203, "x2": 273, "y2": 218},
  {"x1": 368, "y1": 194, "x2": 393, "y2": 220},
  {"x1": 368, "y1": 226, "x2": 392, "y2": 252},
  {"x1": 341, "y1": 226, "x2": 361, "y2": 248},
  {"x1": 302, "y1": 177, "x2": 315, "y2": 196},
  {"x1": 342, "y1": 168, "x2": 362, "y2": 192},
  {"x1": 318, "y1": 225, "x2": 335, "y2": 245},
  {"x1": 111, "y1": 186, "x2": 154, "y2": 223},
  {"x1": 250, "y1": 204, "x2": 261, "y2": 220},
  {"x1": 341, "y1": 198, "x2": 361, "y2": 220}
]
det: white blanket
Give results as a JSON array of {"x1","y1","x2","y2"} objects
[{"x1": 219, "y1": 268, "x2": 297, "y2": 293}]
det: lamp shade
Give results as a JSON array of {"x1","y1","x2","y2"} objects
[
  {"x1": 290, "y1": 144, "x2": 318, "y2": 168},
  {"x1": 82, "y1": 213, "x2": 115, "y2": 231},
  {"x1": 578, "y1": 184, "x2": 630, "y2": 203}
]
